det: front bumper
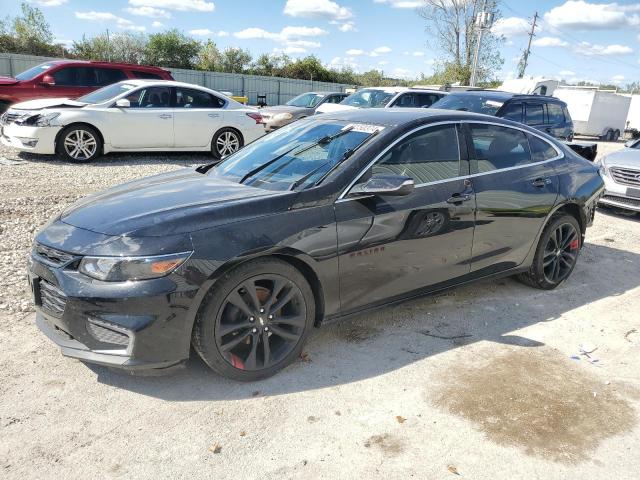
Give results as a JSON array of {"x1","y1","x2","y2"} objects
[
  {"x1": 598, "y1": 173, "x2": 640, "y2": 212},
  {"x1": 1, "y1": 122, "x2": 60, "y2": 154}
]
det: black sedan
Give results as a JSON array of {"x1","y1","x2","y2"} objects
[{"x1": 29, "y1": 109, "x2": 604, "y2": 380}]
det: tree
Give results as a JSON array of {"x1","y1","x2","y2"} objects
[
  {"x1": 220, "y1": 47, "x2": 252, "y2": 73},
  {"x1": 197, "y1": 40, "x2": 222, "y2": 71},
  {"x1": 0, "y1": 2, "x2": 61, "y2": 56},
  {"x1": 418, "y1": 0, "x2": 504, "y2": 84},
  {"x1": 72, "y1": 32, "x2": 147, "y2": 64},
  {"x1": 146, "y1": 29, "x2": 200, "y2": 69}
]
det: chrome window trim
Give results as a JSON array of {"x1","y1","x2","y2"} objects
[{"x1": 336, "y1": 119, "x2": 564, "y2": 203}]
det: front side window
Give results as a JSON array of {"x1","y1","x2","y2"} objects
[
  {"x1": 124, "y1": 86, "x2": 172, "y2": 108},
  {"x1": 416, "y1": 93, "x2": 441, "y2": 108},
  {"x1": 528, "y1": 134, "x2": 559, "y2": 161},
  {"x1": 176, "y1": 88, "x2": 224, "y2": 108},
  {"x1": 393, "y1": 94, "x2": 415, "y2": 108},
  {"x1": 370, "y1": 124, "x2": 461, "y2": 184},
  {"x1": 341, "y1": 89, "x2": 395, "y2": 108},
  {"x1": 469, "y1": 123, "x2": 532, "y2": 173},
  {"x1": 52, "y1": 67, "x2": 88, "y2": 86},
  {"x1": 525, "y1": 103, "x2": 544, "y2": 125}
]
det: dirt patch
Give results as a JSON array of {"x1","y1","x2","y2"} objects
[
  {"x1": 337, "y1": 323, "x2": 381, "y2": 343},
  {"x1": 431, "y1": 348, "x2": 636, "y2": 463},
  {"x1": 364, "y1": 433, "x2": 404, "y2": 456}
]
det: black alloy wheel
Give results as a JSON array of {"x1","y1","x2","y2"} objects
[
  {"x1": 518, "y1": 213, "x2": 581, "y2": 290},
  {"x1": 192, "y1": 258, "x2": 315, "y2": 380}
]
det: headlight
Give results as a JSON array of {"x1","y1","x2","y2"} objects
[
  {"x1": 34, "y1": 112, "x2": 61, "y2": 127},
  {"x1": 275, "y1": 112, "x2": 293, "y2": 121},
  {"x1": 78, "y1": 251, "x2": 192, "y2": 281},
  {"x1": 596, "y1": 156, "x2": 608, "y2": 178}
]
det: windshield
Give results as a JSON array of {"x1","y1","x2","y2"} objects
[
  {"x1": 210, "y1": 119, "x2": 376, "y2": 191},
  {"x1": 431, "y1": 94, "x2": 504, "y2": 115},
  {"x1": 76, "y1": 83, "x2": 138, "y2": 104},
  {"x1": 286, "y1": 93, "x2": 324, "y2": 108},
  {"x1": 341, "y1": 89, "x2": 396, "y2": 108},
  {"x1": 15, "y1": 63, "x2": 54, "y2": 81}
]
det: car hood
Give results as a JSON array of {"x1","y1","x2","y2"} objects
[
  {"x1": 603, "y1": 148, "x2": 640, "y2": 169},
  {"x1": 60, "y1": 168, "x2": 294, "y2": 237},
  {"x1": 10, "y1": 97, "x2": 86, "y2": 111},
  {"x1": 0, "y1": 76, "x2": 19, "y2": 85},
  {"x1": 315, "y1": 103, "x2": 357, "y2": 114}
]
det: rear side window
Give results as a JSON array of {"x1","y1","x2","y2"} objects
[
  {"x1": 500, "y1": 102, "x2": 523, "y2": 122},
  {"x1": 562, "y1": 106, "x2": 572, "y2": 123},
  {"x1": 132, "y1": 70, "x2": 163, "y2": 80},
  {"x1": 372, "y1": 124, "x2": 460, "y2": 184},
  {"x1": 547, "y1": 103, "x2": 565, "y2": 124},
  {"x1": 525, "y1": 103, "x2": 544, "y2": 125},
  {"x1": 468, "y1": 123, "x2": 532, "y2": 173},
  {"x1": 176, "y1": 87, "x2": 224, "y2": 108},
  {"x1": 528, "y1": 134, "x2": 559, "y2": 162},
  {"x1": 95, "y1": 68, "x2": 127, "y2": 86},
  {"x1": 325, "y1": 95, "x2": 343, "y2": 104}
]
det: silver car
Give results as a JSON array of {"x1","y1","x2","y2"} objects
[
  {"x1": 260, "y1": 92, "x2": 348, "y2": 131},
  {"x1": 597, "y1": 138, "x2": 640, "y2": 214}
]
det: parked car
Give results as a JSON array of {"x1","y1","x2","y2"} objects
[
  {"x1": 315, "y1": 87, "x2": 447, "y2": 114},
  {"x1": 0, "y1": 60, "x2": 173, "y2": 113},
  {"x1": 597, "y1": 139, "x2": 640, "y2": 215},
  {"x1": 260, "y1": 91, "x2": 348, "y2": 131},
  {"x1": 28, "y1": 109, "x2": 603, "y2": 380},
  {"x1": 1, "y1": 80, "x2": 265, "y2": 162}
]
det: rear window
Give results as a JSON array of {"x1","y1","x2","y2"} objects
[{"x1": 132, "y1": 70, "x2": 164, "y2": 80}]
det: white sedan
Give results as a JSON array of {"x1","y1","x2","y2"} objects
[{"x1": 0, "y1": 80, "x2": 265, "y2": 162}]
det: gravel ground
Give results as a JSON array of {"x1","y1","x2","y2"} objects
[{"x1": 1, "y1": 141, "x2": 639, "y2": 479}]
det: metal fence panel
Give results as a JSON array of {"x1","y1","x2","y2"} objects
[{"x1": 0, "y1": 53, "x2": 351, "y2": 106}]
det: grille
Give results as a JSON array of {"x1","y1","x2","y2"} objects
[
  {"x1": 610, "y1": 167, "x2": 640, "y2": 187},
  {"x1": 602, "y1": 194, "x2": 640, "y2": 208},
  {"x1": 87, "y1": 321, "x2": 130, "y2": 347},
  {"x1": 33, "y1": 243, "x2": 76, "y2": 267},
  {"x1": 39, "y1": 280, "x2": 67, "y2": 317}
]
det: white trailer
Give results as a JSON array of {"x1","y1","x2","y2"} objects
[
  {"x1": 500, "y1": 77, "x2": 559, "y2": 96},
  {"x1": 624, "y1": 94, "x2": 640, "y2": 131},
  {"x1": 553, "y1": 86, "x2": 631, "y2": 140}
]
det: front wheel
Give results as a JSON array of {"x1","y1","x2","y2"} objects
[
  {"x1": 518, "y1": 214, "x2": 581, "y2": 290},
  {"x1": 56, "y1": 125, "x2": 102, "y2": 163},
  {"x1": 211, "y1": 128, "x2": 243, "y2": 160},
  {"x1": 192, "y1": 258, "x2": 315, "y2": 381}
]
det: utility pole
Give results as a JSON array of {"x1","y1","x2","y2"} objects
[
  {"x1": 470, "y1": 0, "x2": 494, "y2": 87},
  {"x1": 106, "y1": 29, "x2": 111, "y2": 62},
  {"x1": 518, "y1": 12, "x2": 538, "y2": 79}
]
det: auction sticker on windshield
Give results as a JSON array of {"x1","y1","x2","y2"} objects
[{"x1": 342, "y1": 123, "x2": 384, "y2": 134}]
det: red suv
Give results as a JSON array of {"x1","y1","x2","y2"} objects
[{"x1": 0, "y1": 60, "x2": 173, "y2": 112}]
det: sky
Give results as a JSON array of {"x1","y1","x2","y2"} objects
[{"x1": 3, "y1": 0, "x2": 640, "y2": 85}]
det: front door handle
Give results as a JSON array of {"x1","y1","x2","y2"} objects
[
  {"x1": 446, "y1": 193, "x2": 472, "y2": 204},
  {"x1": 208, "y1": 113, "x2": 220, "y2": 118},
  {"x1": 158, "y1": 114, "x2": 172, "y2": 119},
  {"x1": 532, "y1": 177, "x2": 552, "y2": 188}
]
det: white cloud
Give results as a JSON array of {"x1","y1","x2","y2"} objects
[
  {"x1": 128, "y1": 0, "x2": 214, "y2": 13},
  {"x1": 338, "y1": 21, "x2": 357, "y2": 32},
  {"x1": 218, "y1": 30, "x2": 229, "y2": 37},
  {"x1": 234, "y1": 26, "x2": 327, "y2": 42},
  {"x1": 189, "y1": 29, "x2": 215, "y2": 36},
  {"x1": 532, "y1": 36, "x2": 568, "y2": 47},
  {"x1": 574, "y1": 41, "x2": 633, "y2": 55},
  {"x1": 544, "y1": 1, "x2": 640, "y2": 30},
  {"x1": 284, "y1": 0, "x2": 352, "y2": 20},
  {"x1": 346, "y1": 48, "x2": 366, "y2": 55},
  {"x1": 559, "y1": 70, "x2": 576, "y2": 76},
  {"x1": 287, "y1": 40, "x2": 322, "y2": 48},
  {"x1": 370, "y1": 45, "x2": 392, "y2": 57},
  {"x1": 274, "y1": 46, "x2": 307, "y2": 55},
  {"x1": 124, "y1": 6, "x2": 171, "y2": 18},
  {"x1": 74, "y1": 11, "x2": 146, "y2": 31},
  {"x1": 152, "y1": 21, "x2": 163, "y2": 28},
  {"x1": 378, "y1": 60, "x2": 389, "y2": 65},
  {"x1": 28, "y1": 0, "x2": 67, "y2": 6},
  {"x1": 491, "y1": 16, "x2": 530, "y2": 37},
  {"x1": 612, "y1": 74, "x2": 625, "y2": 83},
  {"x1": 374, "y1": 0, "x2": 423, "y2": 8}
]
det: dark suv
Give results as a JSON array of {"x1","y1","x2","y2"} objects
[
  {"x1": 0, "y1": 60, "x2": 173, "y2": 112},
  {"x1": 431, "y1": 90, "x2": 574, "y2": 141}
]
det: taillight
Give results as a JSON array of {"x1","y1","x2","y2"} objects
[{"x1": 246, "y1": 112, "x2": 264, "y2": 124}]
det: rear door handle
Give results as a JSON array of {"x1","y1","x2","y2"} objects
[
  {"x1": 446, "y1": 193, "x2": 472, "y2": 204},
  {"x1": 159, "y1": 114, "x2": 172, "y2": 119},
  {"x1": 532, "y1": 177, "x2": 552, "y2": 188}
]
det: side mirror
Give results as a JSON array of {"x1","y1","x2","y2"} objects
[
  {"x1": 349, "y1": 174, "x2": 414, "y2": 197},
  {"x1": 624, "y1": 139, "x2": 636, "y2": 148},
  {"x1": 40, "y1": 74, "x2": 55, "y2": 86},
  {"x1": 115, "y1": 98, "x2": 130, "y2": 108}
]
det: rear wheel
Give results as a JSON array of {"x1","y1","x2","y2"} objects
[
  {"x1": 518, "y1": 214, "x2": 581, "y2": 290},
  {"x1": 613, "y1": 129, "x2": 620, "y2": 141},
  {"x1": 192, "y1": 258, "x2": 315, "y2": 381},
  {"x1": 211, "y1": 128, "x2": 243, "y2": 160},
  {"x1": 56, "y1": 125, "x2": 102, "y2": 163}
]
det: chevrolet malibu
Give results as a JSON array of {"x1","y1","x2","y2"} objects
[
  {"x1": 29, "y1": 109, "x2": 604, "y2": 380},
  {"x1": 1, "y1": 80, "x2": 265, "y2": 162}
]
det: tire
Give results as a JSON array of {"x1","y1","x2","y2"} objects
[
  {"x1": 211, "y1": 128, "x2": 243, "y2": 160},
  {"x1": 517, "y1": 213, "x2": 581, "y2": 290},
  {"x1": 56, "y1": 125, "x2": 102, "y2": 163},
  {"x1": 192, "y1": 258, "x2": 315, "y2": 381},
  {"x1": 613, "y1": 130, "x2": 620, "y2": 142},
  {"x1": 0, "y1": 101, "x2": 9, "y2": 114}
]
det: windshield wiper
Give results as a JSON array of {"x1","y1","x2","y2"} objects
[{"x1": 239, "y1": 126, "x2": 356, "y2": 185}]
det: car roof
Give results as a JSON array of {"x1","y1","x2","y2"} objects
[
  {"x1": 357, "y1": 86, "x2": 409, "y2": 93},
  {"x1": 445, "y1": 89, "x2": 566, "y2": 104},
  {"x1": 43, "y1": 60, "x2": 168, "y2": 72}
]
